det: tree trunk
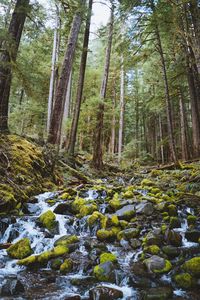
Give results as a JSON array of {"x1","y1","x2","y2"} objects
[
  {"x1": 47, "y1": 4, "x2": 60, "y2": 134},
  {"x1": 110, "y1": 76, "x2": 116, "y2": 156},
  {"x1": 178, "y1": 88, "x2": 189, "y2": 160},
  {"x1": 0, "y1": 0, "x2": 30, "y2": 132},
  {"x1": 159, "y1": 115, "x2": 165, "y2": 164},
  {"x1": 48, "y1": 1, "x2": 84, "y2": 145},
  {"x1": 68, "y1": 0, "x2": 93, "y2": 156},
  {"x1": 150, "y1": 0, "x2": 177, "y2": 163},
  {"x1": 118, "y1": 55, "x2": 125, "y2": 163},
  {"x1": 92, "y1": 5, "x2": 114, "y2": 169}
]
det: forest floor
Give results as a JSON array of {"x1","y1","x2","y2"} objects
[{"x1": 0, "y1": 135, "x2": 200, "y2": 299}]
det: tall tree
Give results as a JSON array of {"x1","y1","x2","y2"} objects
[
  {"x1": 48, "y1": 0, "x2": 85, "y2": 145},
  {"x1": 0, "y1": 0, "x2": 30, "y2": 132},
  {"x1": 67, "y1": 0, "x2": 93, "y2": 156},
  {"x1": 92, "y1": 3, "x2": 114, "y2": 169}
]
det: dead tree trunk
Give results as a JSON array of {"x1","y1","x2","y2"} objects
[
  {"x1": 0, "y1": 0, "x2": 30, "y2": 132},
  {"x1": 118, "y1": 55, "x2": 125, "y2": 163}
]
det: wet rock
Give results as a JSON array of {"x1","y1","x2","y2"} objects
[
  {"x1": 1, "y1": 276, "x2": 25, "y2": 296},
  {"x1": 7, "y1": 238, "x2": 33, "y2": 259},
  {"x1": 0, "y1": 217, "x2": 16, "y2": 238},
  {"x1": 182, "y1": 257, "x2": 200, "y2": 276},
  {"x1": 93, "y1": 261, "x2": 116, "y2": 282},
  {"x1": 174, "y1": 273, "x2": 193, "y2": 288},
  {"x1": 38, "y1": 210, "x2": 59, "y2": 234},
  {"x1": 70, "y1": 276, "x2": 97, "y2": 287},
  {"x1": 165, "y1": 229, "x2": 182, "y2": 247},
  {"x1": 22, "y1": 203, "x2": 41, "y2": 215},
  {"x1": 89, "y1": 286, "x2": 123, "y2": 300},
  {"x1": 131, "y1": 262, "x2": 148, "y2": 277},
  {"x1": 63, "y1": 295, "x2": 81, "y2": 300},
  {"x1": 115, "y1": 205, "x2": 135, "y2": 221},
  {"x1": 145, "y1": 230, "x2": 163, "y2": 246},
  {"x1": 136, "y1": 201, "x2": 154, "y2": 216},
  {"x1": 118, "y1": 228, "x2": 140, "y2": 240},
  {"x1": 141, "y1": 287, "x2": 173, "y2": 300},
  {"x1": 144, "y1": 255, "x2": 172, "y2": 274},
  {"x1": 185, "y1": 230, "x2": 200, "y2": 243},
  {"x1": 162, "y1": 245, "x2": 181, "y2": 258},
  {"x1": 130, "y1": 238, "x2": 141, "y2": 249},
  {"x1": 0, "y1": 243, "x2": 12, "y2": 249},
  {"x1": 53, "y1": 203, "x2": 74, "y2": 215},
  {"x1": 7, "y1": 228, "x2": 20, "y2": 242}
]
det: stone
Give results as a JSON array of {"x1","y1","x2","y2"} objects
[
  {"x1": 144, "y1": 255, "x2": 172, "y2": 274},
  {"x1": 93, "y1": 261, "x2": 116, "y2": 282},
  {"x1": 185, "y1": 230, "x2": 200, "y2": 243},
  {"x1": 1, "y1": 277, "x2": 25, "y2": 296},
  {"x1": 165, "y1": 229, "x2": 182, "y2": 247},
  {"x1": 142, "y1": 287, "x2": 173, "y2": 300},
  {"x1": 118, "y1": 228, "x2": 140, "y2": 240},
  {"x1": 7, "y1": 238, "x2": 33, "y2": 259},
  {"x1": 182, "y1": 257, "x2": 200, "y2": 276},
  {"x1": 136, "y1": 201, "x2": 154, "y2": 216},
  {"x1": 162, "y1": 245, "x2": 180, "y2": 258},
  {"x1": 115, "y1": 205, "x2": 135, "y2": 221},
  {"x1": 145, "y1": 230, "x2": 163, "y2": 246},
  {"x1": 53, "y1": 203, "x2": 73, "y2": 215},
  {"x1": 89, "y1": 286, "x2": 123, "y2": 300}
]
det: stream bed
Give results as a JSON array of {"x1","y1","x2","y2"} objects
[{"x1": 0, "y1": 181, "x2": 200, "y2": 299}]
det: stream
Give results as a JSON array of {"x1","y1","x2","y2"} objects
[{"x1": 0, "y1": 184, "x2": 200, "y2": 299}]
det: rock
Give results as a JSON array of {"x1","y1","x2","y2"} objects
[
  {"x1": 0, "y1": 218, "x2": 15, "y2": 238},
  {"x1": 100, "y1": 252, "x2": 117, "y2": 264},
  {"x1": 174, "y1": 273, "x2": 193, "y2": 288},
  {"x1": 60, "y1": 258, "x2": 73, "y2": 274},
  {"x1": 38, "y1": 210, "x2": 58, "y2": 233},
  {"x1": 54, "y1": 235, "x2": 79, "y2": 248},
  {"x1": 169, "y1": 217, "x2": 181, "y2": 229},
  {"x1": 22, "y1": 203, "x2": 41, "y2": 215},
  {"x1": 63, "y1": 295, "x2": 81, "y2": 300},
  {"x1": 54, "y1": 203, "x2": 74, "y2": 215},
  {"x1": 162, "y1": 245, "x2": 180, "y2": 258},
  {"x1": 93, "y1": 261, "x2": 116, "y2": 282},
  {"x1": 70, "y1": 276, "x2": 97, "y2": 287},
  {"x1": 118, "y1": 228, "x2": 140, "y2": 240},
  {"x1": 182, "y1": 257, "x2": 200, "y2": 276},
  {"x1": 165, "y1": 229, "x2": 182, "y2": 247},
  {"x1": 144, "y1": 255, "x2": 172, "y2": 274},
  {"x1": 0, "y1": 243, "x2": 12, "y2": 249},
  {"x1": 142, "y1": 287, "x2": 173, "y2": 300},
  {"x1": 130, "y1": 239, "x2": 141, "y2": 249},
  {"x1": 132, "y1": 262, "x2": 148, "y2": 277},
  {"x1": 167, "y1": 204, "x2": 178, "y2": 216},
  {"x1": 89, "y1": 286, "x2": 123, "y2": 300},
  {"x1": 50, "y1": 258, "x2": 63, "y2": 270},
  {"x1": 1, "y1": 276, "x2": 25, "y2": 296},
  {"x1": 136, "y1": 201, "x2": 154, "y2": 216},
  {"x1": 115, "y1": 205, "x2": 135, "y2": 221},
  {"x1": 145, "y1": 230, "x2": 163, "y2": 246},
  {"x1": 7, "y1": 238, "x2": 33, "y2": 259},
  {"x1": 185, "y1": 230, "x2": 200, "y2": 243}
]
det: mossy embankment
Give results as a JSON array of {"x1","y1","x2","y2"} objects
[{"x1": 0, "y1": 134, "x2": 59, "y2": 215}]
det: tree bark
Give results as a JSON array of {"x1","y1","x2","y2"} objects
[
  {"x1": 48, "y1": 1, "x2": 84, "y2": 145},
  {"x1": 0, "y1": 0, "x2": 30, "y2": 132},
  {"x1": 92, "y1": 4, "x2": 114, "y2": 169},
  {"x1": 118, "y1": 55, "x2": 125, "y2": 163},
  {"x1": 47, "y1": 4, "x2": 61, "y2": 134},
  {"x1": 68, "y1": 0, "x2": 93, "y2": 156}
]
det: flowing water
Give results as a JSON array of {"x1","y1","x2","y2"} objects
[{"x1": 0, "y1": 188, "x2": 200, "y2": 299}]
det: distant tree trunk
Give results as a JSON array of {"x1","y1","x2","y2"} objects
[
  {"x1": 178, "y1": 88, "x2": 189, "y2": 160},
  {"x1": 110, "y1": 76, "x2": 116, "y2": 156},
  {"x1": 159, "y1": 115, "x2": 165, "y2": 164},
  {"x1": 48, "y1": 1, "x2": 84, "y2": 145},
  {"x1": 92, "y1": 5, "x2": 114, "y2": 169},
  {"x1": 150, "y1": 0, "x2": 177, "y2": 163},
  {"x1": 0, "y1": 0, "x2": 30, "y2": 132},
  {"x1": 118, "y1": 55, "x2": 125, "y2": 163},
  {"x1": 47, "y1": 4, "x2": 60, "y2": 134},
  {"x1": 68, "y1": 0, "x2": 93, "y2": 156}
]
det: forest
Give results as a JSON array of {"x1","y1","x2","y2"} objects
[{"x1": 0, "y1": 0, "x2": 200, "y2": 299}]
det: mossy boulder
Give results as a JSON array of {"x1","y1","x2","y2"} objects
[
  {"x1": 144, "y1": 245, "x2": 160, "y2": 255},
  {"x1": 182, "y1": 257, "x2": 200, "y2": 276},
  {"x1": 109, "y1": 193, "x2": 121, "y2": 211},
  {"x1": 7, "y1": 238, "x2": 33, "y2": 259},
  {"x1": 0, "y1": 187, "x2": 17, "y2": 213},
  {"x1": 60, "y1": 258, "x2": 73, "y2": 274},
  {"x1": 187, "y1": 215, "x2": 197, "y2": 226},
  {"x1": 93, "y1": 261, "x2": 115, "y2": 282},
  {"x1": 141, "y1": 179, "x2": 155, "y2": 187},
  {"x1": 123, "y1": 190, "x2": 134, "y2": 199},
  {"x1": 87, "y1": 211, "x2": 107, "y2": 229},
  {"x1": 38, "y1": 210, "x2": 57, "y2": 231},
  {"x1": 115, "y1": 205, "x2": 135, "y2": 221},
  {"x1": 96, "y1": 229, "x2": 118, "y2": 242},
  {"x1": 80, "y1": 204, "x2": 97, "y2": 217},
  {"x1": 174, "y1": 273, "x2": 193, "y2": 288},
  {"x1": 54, "y1": 235, "x2": 79, "y2": 248},
  {"x1": 100, "y1": 253, "x2": 117, "y2": 264},
  {"x1": 169, "y1": 217, "x2": 181, "y2": 229},
  {"x1": 167, "y1": 204, "x2": 177, "y2": 217},
  {"x1": 144, "y1": 255, "x2": 172, "y2": 274},
  {"x1": 117, "y1": 228, "x2": 139, "y2": 241}
]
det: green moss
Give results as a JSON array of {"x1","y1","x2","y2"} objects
[
  {"x1": 182, "y1": 257, "x2": 200, "y2": 276},
  {"x1": 110, "y1": 215, "x2": 119, "y2": 226},
  {"x1": 109, "y1": 193, "x2": 121, "y2": 210},
  {"x1": 141, "y1": 179, "x2": 155, "y2": 187},
  {"x1": 7, "y1": 238, "x2": 33, "y2": 259},
  {"x1": 97, "y1": 229, "x2": 115, "y2": 241},
  {"x1": 87, "y1": 211, "x2": 107, "y2": 229},
  {"x1": 154, "y1": 260, "x2": 172, "y2": 274},
  {"x1": 145, "y1": 245, "x2": 160, "y2": 255},
  {"x1": 39, "y1": 210, "x2": 56, "y2": 230},
  {"x1": 169, "y1": 217, "x2": 181, "y2": 229},
  {"x1": 0, "y1": 186, "x2": 17, "y2": 213},
  {"x1": 168, "y1": 204, "x2": 177, "y2": 216},
  {"x1": 93, "y1": 264, "x2": 111, "y2": 281},
  {"x1": 60, "y1": 258, "x2": 73, "y2": 274},
  {"x1": 60, "y1": 192, "x2": 70, "y2": 200},
  {"x1": 119, "y1": 220, "x2": 128, "y2": 229},
  {"x1": 187, "y1": 215, "x2": 197, "y2": 226},
  {"x1": 100, "y1": 253, "x2": 117, "y2": 264},
  {"x1": 17, "y1": 255, "x2": 37, "y2": 266},
  {"x1": 150, "y1": 188, "x2": 160, "y2": 194},
  {"x1": 123, "y1": 190, "x2": 134, "y2": 199},
  {"x1": 161, "y1": 224, "x2": 167, "y2": 234},
  {"x1": 174, "y1": 273, "x2": 192, "y2": 289},
  {"x1": 150, "y1": 169, "x2": 162, "y2": 177},
  {"x1": 54, "y1": 235, "x2": 79, "y2": 247},
  {"x1": 80, "y1": 204, "x2": 97, "y2": 217},
  {"x1": 72, "y1": 197, "x2": 86, "y2": 213},
  {"x1": 51, "y1": 258, "x2": 63, "y2": 270}
]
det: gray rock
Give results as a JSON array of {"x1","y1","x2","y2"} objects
[
  {"x1": 142, "y1": 287, "x2": 173, "y2": 300},
  {"x1": 136, "y1": 201, "x2": 154, "y2": 216},
  {"x1": 144, "y1": 255, "x2": 166, "y2": 273},
  {"x1": 89, "y1": 286, "x2": 123, "y2": 300},
  {"x1": 185, "y1": 230, "x2": 200, "y2": 243}
]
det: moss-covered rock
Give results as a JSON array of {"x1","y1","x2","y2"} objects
[
  {"x1": 117, "y1": 228, "x2": 139, "y2": 241},
  {"x1": 109, "y1": 193, "x2": 121, "y2": 211},
  {"x1": 144, "y1": 255, "x2": 172, "y2": 274},
  {"x1": 123, "y1": 190, "x2": 134, "y2": 199},
  {"x1": 87, "y1": 211, "x2": 107, "y2": 229},
  {"x1": 54, "y1": 235, "x2": 79, "y2": 247},
  {"x1": 167, "y1": 204, "x2": 177, "y2": 217},
  {"x1": 169, "y1": 217, "x2": 181, "y2": 229},
  {"x1": 96, "y1": 229, "x2": 117, "y2": 242},
  {"x1": 182, "y1": 257, "x2": 200, "y2": 276},
  {"x1": 38, "y1": 210, "x2": 57, "y2": 231},
  {"x1": 7, "y1": 238, "x2": 33, "y2": 259},
  {"x1": 93, "y1": 261, "x2": 115, "y2": 282},
  {"x1": 50, "y1": 258, "x2": 63, "y2": 270},
  {"x1": 80, "y1": 204, "x2": 97, "y2": 217},
  {"x1": 100, "y1": 253, "x2": 117, "y2": 264},
  {"x1": 144, "y1": 245, "x2": 160, "y2": 255},
  {"x1": 187, "y1": 215, "x2": 197, "y2": 226},
  {"x1": 60, "y1": 258, "x2": 73, "y2": 274},
  {"x1": 174, "y1": 273, "x2": 193, "y2": 288}
]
